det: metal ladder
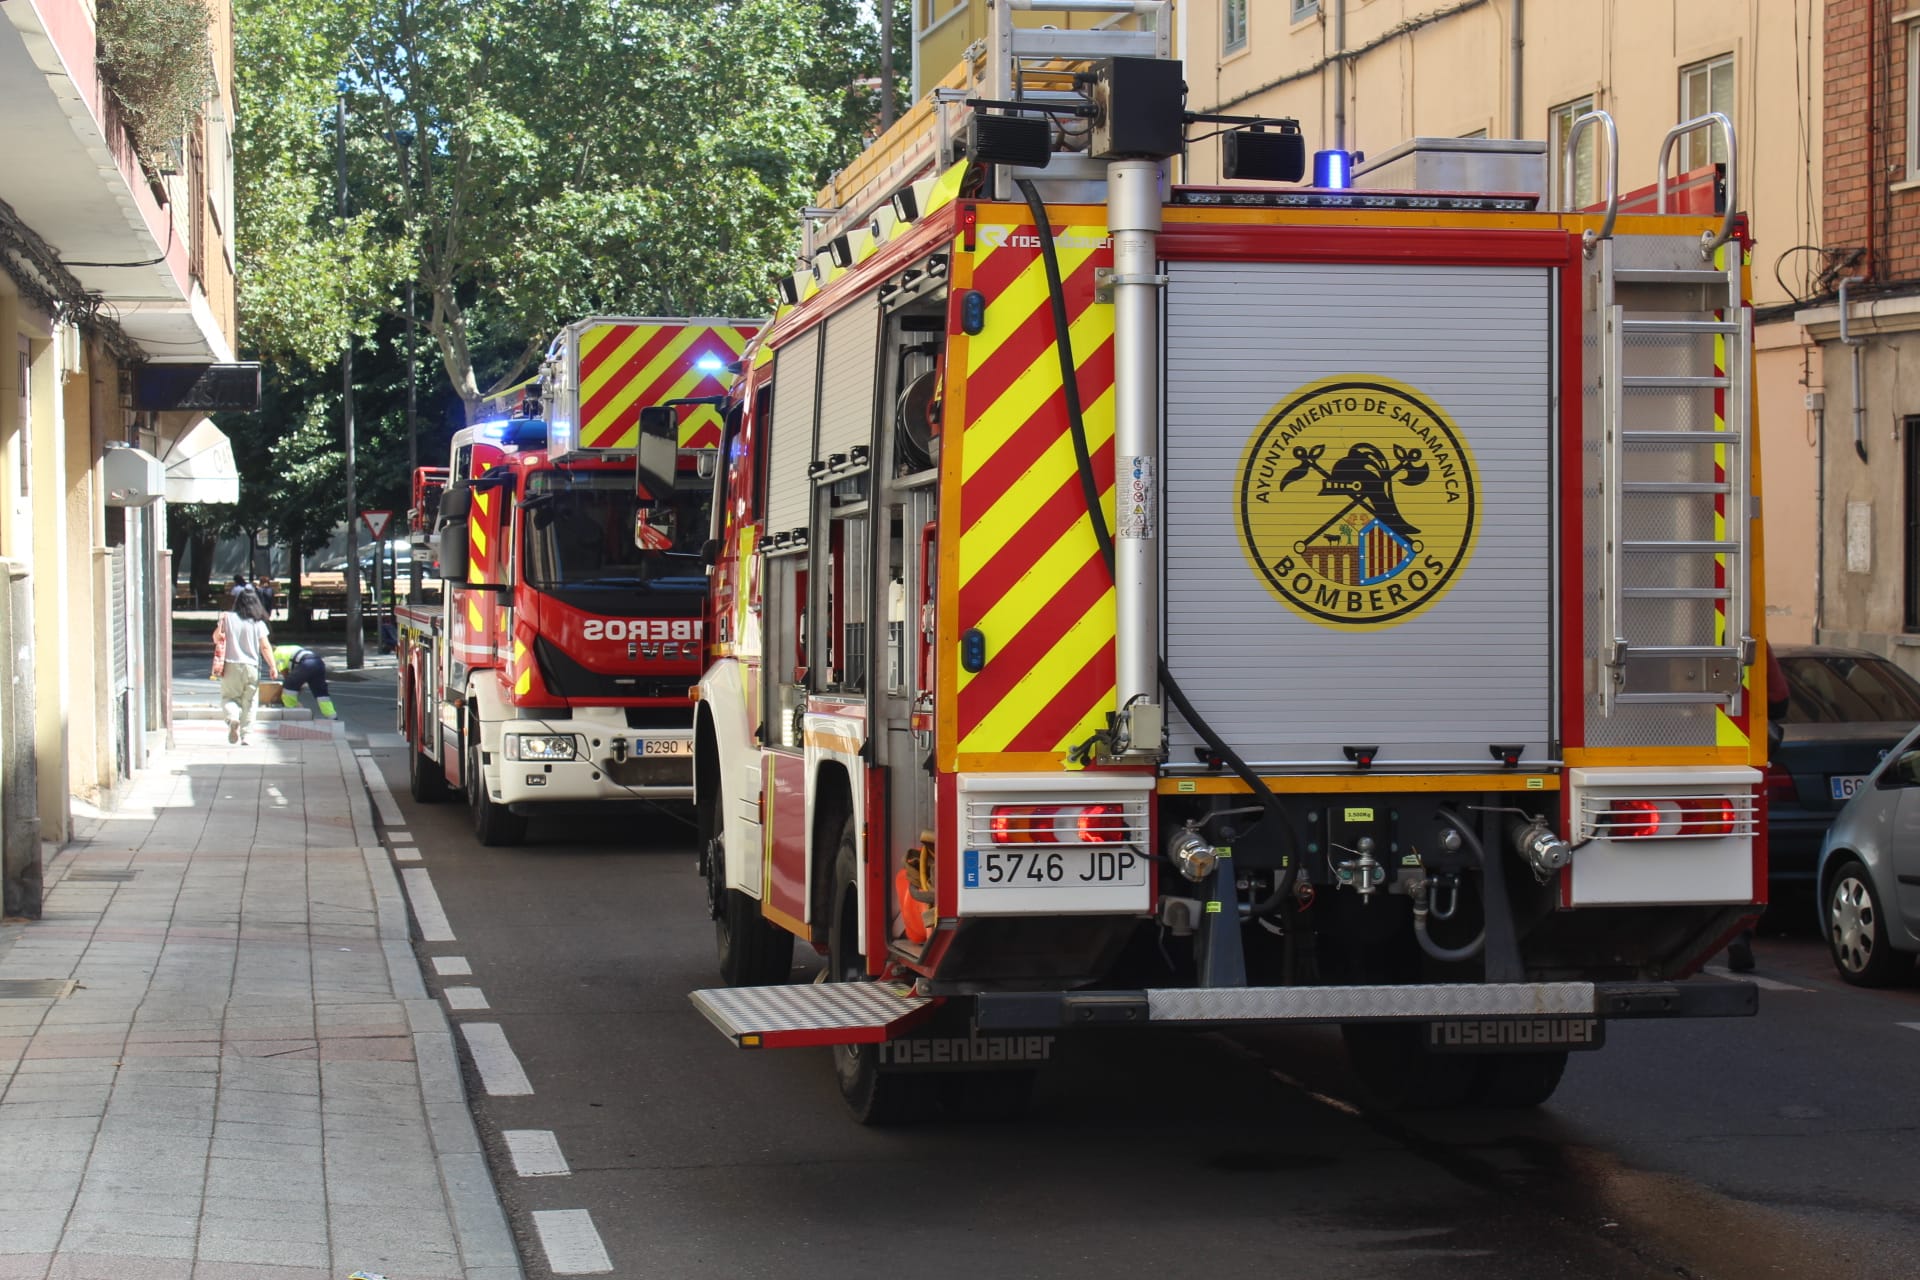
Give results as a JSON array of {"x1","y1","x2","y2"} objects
[{"x1": 1566, "y1": 111, "x2": 1752, "y2": 714}]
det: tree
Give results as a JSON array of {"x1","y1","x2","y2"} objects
[{"x1": 234, "y1": 0, "x2": 894, "y2": 421}]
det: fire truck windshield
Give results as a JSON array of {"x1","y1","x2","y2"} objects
[{"x1": 521, "y1": 470, "x2": 708, "y2": 593}]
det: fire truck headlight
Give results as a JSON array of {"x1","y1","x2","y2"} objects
[{"x1": 505, "y1": 733, "x2": 577, "y2": 762}]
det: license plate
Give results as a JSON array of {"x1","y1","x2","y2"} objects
[
  {"x1": 1830, "y1": 774, "x2": 1868, "y2": 801},
  {"x1": 640, "y1": 739, "x2": 691, "y2": 757},
  {"x1": 964, "y1": 847, "x2": 1147, "y2": 888}
]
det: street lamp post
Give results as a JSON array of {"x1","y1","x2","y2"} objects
[{"x1": 337, "y1": 77, "x2": 364, "y2": 669}]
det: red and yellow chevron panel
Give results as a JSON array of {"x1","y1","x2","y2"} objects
[
  {"x1": 951, "y1": 217, "x2": 1117, "y2": 767},
  {"x1": 577, "y1": 321, "x2": 758, "y2": 450},
  {"x1": 467, "y1": 487, "x2": 503, "y2": 586}
]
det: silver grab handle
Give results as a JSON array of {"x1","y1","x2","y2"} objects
[
  {"x1": 1563, "y1": 110, "x2": 1620, "y2": 250},
  {"x1": 1656, "y1": 111, "x2": 1738, "y2": 260}
]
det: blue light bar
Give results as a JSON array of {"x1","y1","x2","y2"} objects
[
  {"x1": 1313, "y1": 149, "x2": 1352, "y2": 190},
  {"x1": 694, "y1": 353, "x2": 726, "y2": 374}
]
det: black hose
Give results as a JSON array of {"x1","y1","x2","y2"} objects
[{"x1": 1014, "y1": 177, "x2": 1300, "y2": 909}]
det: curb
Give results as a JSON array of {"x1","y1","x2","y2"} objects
[{"x1": 339, "y1": 736, "x2": 527, "y2": 1280}]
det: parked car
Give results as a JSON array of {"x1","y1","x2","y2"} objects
[
  {"x1": 1766, "y1": 645, "x2": 1920, "y2": 898},
  {"x1": 1815, "y1": 720, "x2": 1920, "y2": 985}
]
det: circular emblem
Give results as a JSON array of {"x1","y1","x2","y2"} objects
[{"x1": 1237, "y1": 376, "x2": 1477, "y2": 629}]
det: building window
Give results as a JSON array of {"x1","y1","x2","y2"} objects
[
  {"x1": 1291, "y1": 0, "x2": 1318, "y2": 20},
  {"x1": 1224, "y1": 0, "x2": 1247, "y2": 53},
  {"x1": 1906, "y1": 417, "x2": 1920, "y2": 631},
  {"x1": 1679, "y1": 54, "x2": 1734, "y2": 170},
  {"x1": 1549, "y1": 96, "x2": 1597, "y2": 209}
]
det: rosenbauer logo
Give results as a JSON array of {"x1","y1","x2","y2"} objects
[{"x1": 1237, "y1": 376, "x2": 1477, "y2": 629}]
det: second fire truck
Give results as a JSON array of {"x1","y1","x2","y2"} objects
[{"x1": 396, "y1": 316, "x2": 758, "y2": 844}]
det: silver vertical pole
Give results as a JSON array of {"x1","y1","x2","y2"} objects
[
  {"x1": 338, "y1": 82, "x2": 364, "y2": 669},
  {"x1": 1108, "y1": 158, "x2": 1164, "y2": 756}
]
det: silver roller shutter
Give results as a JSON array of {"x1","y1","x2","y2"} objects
[
  {"x1": 815, "y1": 292, "x2": 881, "y2": 464},
  {"x1": 1163, "y1": 261, "x2": 1555, "y2": 767},
  {"x1": 765, "y1": 329, "x2": 821, "y2": 539}
]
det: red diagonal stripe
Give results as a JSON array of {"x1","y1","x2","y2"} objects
[
  {"x1": 959, "y1": 436, "x2": 1114, "y2": 624},
  {"x1": 967, "y1": 254, "x2": 1102, "y2": 418},
  {"x1": 579, "y1": 325, "x2": 681, "y2": 429},
  {"x1": 1005, "y1": 643, "x2": 1116, "y2": 754},
  {"x1": 962, "y1": 335, "x2": 1116, "y2": 523},
  {"x1": 957, "y1": 547, "x2": 1110, "y2": 736},
  {"x1": 624, "y1": 331, "x2": 738, "y2": 414}
]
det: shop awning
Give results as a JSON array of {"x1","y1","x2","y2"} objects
[{"x1": 160, "y1": 417, "x2": 239, "y2": 504}]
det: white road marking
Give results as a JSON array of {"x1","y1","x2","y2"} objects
[
  {"x1": 432, "y1": 956, "x2": 472, "y2": 976},
  {"x1": 461, "y1": 1022, "x2": 534, "y2": 1096},
  {"x1": 1899, "y1": 1022, "x2": 1920, "y2": 1033},
  {"x1": 400, "y1": 868, "x2": 455, "y2": 941},
  {"x1": 389, "y1": 829, "x2": 416, "y2": 843},
  {"x1": 443, "y1": 986, "x2": 489, "y2": 1010},
  {"x1": 532, "y1": 1209, "x2": 611, "y2": 1274},
  {"x1": 353, "y1": 748, "x2": 373, "y2": 756},
  {"x1": 393, "y1": 845, "x2": 422, "y2": 862},
  {"x1": 503, "y1": 1129, "x2": 571, "y2": 1178},
  {"x1": 1702, "y1": 966, "x2": 1811, "y2": 992},
  {"x1": 357, "y1": 756, "x2": 405, "y2": 828}
]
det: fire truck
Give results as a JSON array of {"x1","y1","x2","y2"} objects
[
  {"x1": 395, "y1": 316, "x2": 758, "y2": 845},
  {"x1": 690, "y1": 4, "x2": 1766, "y2": 1122}
]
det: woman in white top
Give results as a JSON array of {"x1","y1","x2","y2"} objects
[{"x1": 212, "y1": 588, "x2": 277, "y2": 744}]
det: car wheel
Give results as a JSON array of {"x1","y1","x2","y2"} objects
[
  {"x1": 1826, "y1": 858, "x2": 1902, "y2": 987},
  {"x1": 828, "y1": 817, "x2": 936, "y2": 1126},
  {"x1": 467, "y1": 730, "x2": 526, "y2": 847}
]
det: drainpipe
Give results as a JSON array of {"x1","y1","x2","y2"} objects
[
  {"x1": 1508, "y1": 0, "x2": 1524, "y2": 139},
  {"x1": 1839, "y1": 276, "x2": 1868, "y2": 463},
  {"x1": 1331, "y1": 0, "x2": 1347, "y2": 150}
]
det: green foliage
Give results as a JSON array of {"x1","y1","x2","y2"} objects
[{"x1": 95, "y1": 0, "x2": 218, "y2": 168}]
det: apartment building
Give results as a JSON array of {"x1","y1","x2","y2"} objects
[{"x1": 0, "y1": 0, "x2": 239, "y2": 912}]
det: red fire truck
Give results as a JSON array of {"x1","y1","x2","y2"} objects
[
  {"x1": 690, "y1": 6, "x2": 1766, "y2": 1122},
  {"x1": 396, "y1": 316, "x2": 758, "y2": 844}
]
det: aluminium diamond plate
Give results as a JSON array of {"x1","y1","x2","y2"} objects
[{"x1": 1144, "y1": 982, "x2": 1596, "y2": 1023}]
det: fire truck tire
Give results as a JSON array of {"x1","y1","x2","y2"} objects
[
  {"x1": 1340, "y1": 1023, "x2": 1479, "y2": 1110},
  {"x1": 467, "y1": 730, "x2": 526, "y2": 847},
  {"x1": 1468, "y1": 1051, "x2": 1569, "y2": 1108},
  {"x1": 829, "y1": 824, "x2": 937, "y2": 1126},
  {"x1": 712, "y1": 824, "x2": 792, "y2": 987},
  {"x1": 406, "y1": 686, "x2": 448, "y2": 804},
  {"x1": 939, "y1": 1070, "x2": 1036, "y2": 1121}
]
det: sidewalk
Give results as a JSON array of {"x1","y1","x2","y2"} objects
[{"x1": 0, "y1": 716, "x2": 521, "y2": 1279}]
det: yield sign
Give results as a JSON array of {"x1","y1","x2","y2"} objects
[{"x1": 361, "y1": 509, "x2": 394, "y2": 540}]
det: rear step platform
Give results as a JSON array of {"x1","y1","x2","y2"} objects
[{"x1": 692, "y1": 981, "x2": 938, "y2": 1048}]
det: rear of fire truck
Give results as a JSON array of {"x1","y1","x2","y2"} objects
[
  {"x1": 690, "y1": 2, "x2": 1764, "y2": 1121},
  {"x1": 398, "y1": 317, "x2": 757, "y2": 845}
]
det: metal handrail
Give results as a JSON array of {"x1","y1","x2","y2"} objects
[
  {"x1": 1563, "y1": 110, "x2": 1620, "y2": 253},
  {"x1": 1655, "y1": 111, "x2": 1738, "y2": 260}
]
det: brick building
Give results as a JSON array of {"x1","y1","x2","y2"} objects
[{"x1": 1796, "y1": 0, "x2": 1920, "y2": 666}]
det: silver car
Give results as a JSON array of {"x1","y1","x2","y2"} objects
[{"x1": 1817, "y1": 721, "x2": 1920, "y2": 985}]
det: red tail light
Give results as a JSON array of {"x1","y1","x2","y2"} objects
[
  {"x1": 1764, "y1": 764, "x2": 1798, "y2": 807},
  {"x1": 989, "y1": 802, "x2": 1130, "y2": 845},
  {"x1": 1607, "y1": 798, "x2": 1664, "y2": 839},
  {"x1": 1075, "y1": 803, "x2": 1125, "y2": 843},
  {"x1": 1676, "y1": 795, "x2": 1736, "y2": 837}
]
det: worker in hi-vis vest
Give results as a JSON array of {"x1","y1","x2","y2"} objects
[{"x1": 272, "y1": 644, "x2": 336, "y2": 719}]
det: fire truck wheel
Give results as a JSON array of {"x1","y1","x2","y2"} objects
[
  {"x1": 467, "y1": 730, "x2": 526, "y2": 847},
  {"x1": 711, "y1": 824, "x2": 792, "y2": 987},
  {"x1": 1341, "y1": 1023, "x2": 1479, "y2": 1111},
  {"x1": 1468, "y1": 1051, "x2": 1569, "y2": 1108},
  {"x1": 939, "y1": 1070, "x2": 1036, "y2": 1121},
  {"x1": 406, "y1": 690, "x2": 447, "y2": 804},
  {"x1": 829, "y1": 823, "x2": 937, "y2": 1126}
]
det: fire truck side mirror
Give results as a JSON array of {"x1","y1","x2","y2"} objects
[
  {"x1": 637, "y1": 405, "x2": 678, "y2": 508},
  {"x1": 437, "y1": 522, "x2": 470, "y2": 581},
  {"x1": 438, "y1": 484, "x2": 472, "y2": 526}
]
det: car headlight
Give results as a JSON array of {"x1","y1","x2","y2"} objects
[{"x1": 504, "y1": 733, "x2": 577, "y2": 761}]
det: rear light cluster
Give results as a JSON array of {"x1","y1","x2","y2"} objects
[
  {"x1": 1585, "y1": 793, "x2": 1754, "y2": 840},
  {"x1": 988, "y1": 803, "x2": 1129, "y2": 846},
  {"x1": 1764, "y1": 763, "x2": 1799, "y2": 807}
]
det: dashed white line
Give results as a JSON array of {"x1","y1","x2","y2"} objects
[
  {"x1": 389, "y1": 830, "x2": 416, "y2": 843},
  {"x1": 353, "y1": 748, "x2": 373, "y2": 756},
  {"x1": 461, "y1": 1022, "x2": 534, "y2": 1096},
  {"x1": 443, "y1": 986, "x2": 489, "y2": 1010},
  {"x1": 400, "y1": 867, "x2": 455, "y2": 942},
  {"x1": 532, "y1": 1209, "x2": 611, "y2": 1274},
  {"x1": 503, "y1": 1129, "x2": 571, "y2": 1177},
  {"x1": 432, "y1": 956, "x2": 472, "y2": 976},
  {"x1": 1899, "y1": 1022, "x2": 1920, "y2": 1033},
  {"x1": 1703, "y1": 966, "x2": 1812, "y2": 992},
  {"x1": 357, "y1": 756, "x2": 405, "y2": 828},
  {"x1": 393, "y1": 845, "x2": 422, "y2": 862}
]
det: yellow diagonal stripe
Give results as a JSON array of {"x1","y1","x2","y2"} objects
[
  {"x1": 961, "y1": 386, "x2": 1115, "y2": 580},
  {"x1": 586, "y1": 325, "x2": 707, "y2": 445},
  {"x1": 958, "y1": 586, "x2": 1115, "y2": 753},
  {"x1": 579, "y1": 325, "x2": 657, "y2": 402}
]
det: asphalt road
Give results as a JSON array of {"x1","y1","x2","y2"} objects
[{"x1": 323, "y1": 666, "x2": 1920, "y2": 1280}]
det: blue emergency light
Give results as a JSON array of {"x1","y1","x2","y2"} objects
[
  {"x1": 1313, "y1": 149, "x2": 1353, "y2": 189},
  {"x1": 694, "y1": 353, "x2": 726, "y2": 374}
]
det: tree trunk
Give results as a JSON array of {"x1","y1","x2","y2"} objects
[
  {"x1": 189, "y1": 530, "x2": 216, "y2": 607},
  {"x1": 288, "y1": 519, "x2": 307, "y2": 627}
]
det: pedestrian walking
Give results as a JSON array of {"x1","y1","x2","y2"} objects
[
  {"x1": 256, "y1": 574, "x2": 276, "y2": 617},
  {"x1": 226, "y1": 572, "x2": 250, "y2": 608},
  {"x1": 212, "y1": 588, "x2": 277, "y2": 744},
  {"x1": 272, "y1": 643, "x2": 337, "y2": 719}
]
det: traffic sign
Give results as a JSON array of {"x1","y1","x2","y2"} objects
[{"x1": 361, "y1": 509, "x2": 393, "y2": 540}]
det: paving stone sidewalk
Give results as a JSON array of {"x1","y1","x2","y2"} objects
[{"x1": 0, "y1": 718, "x2": 521, "y2": 1280}]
